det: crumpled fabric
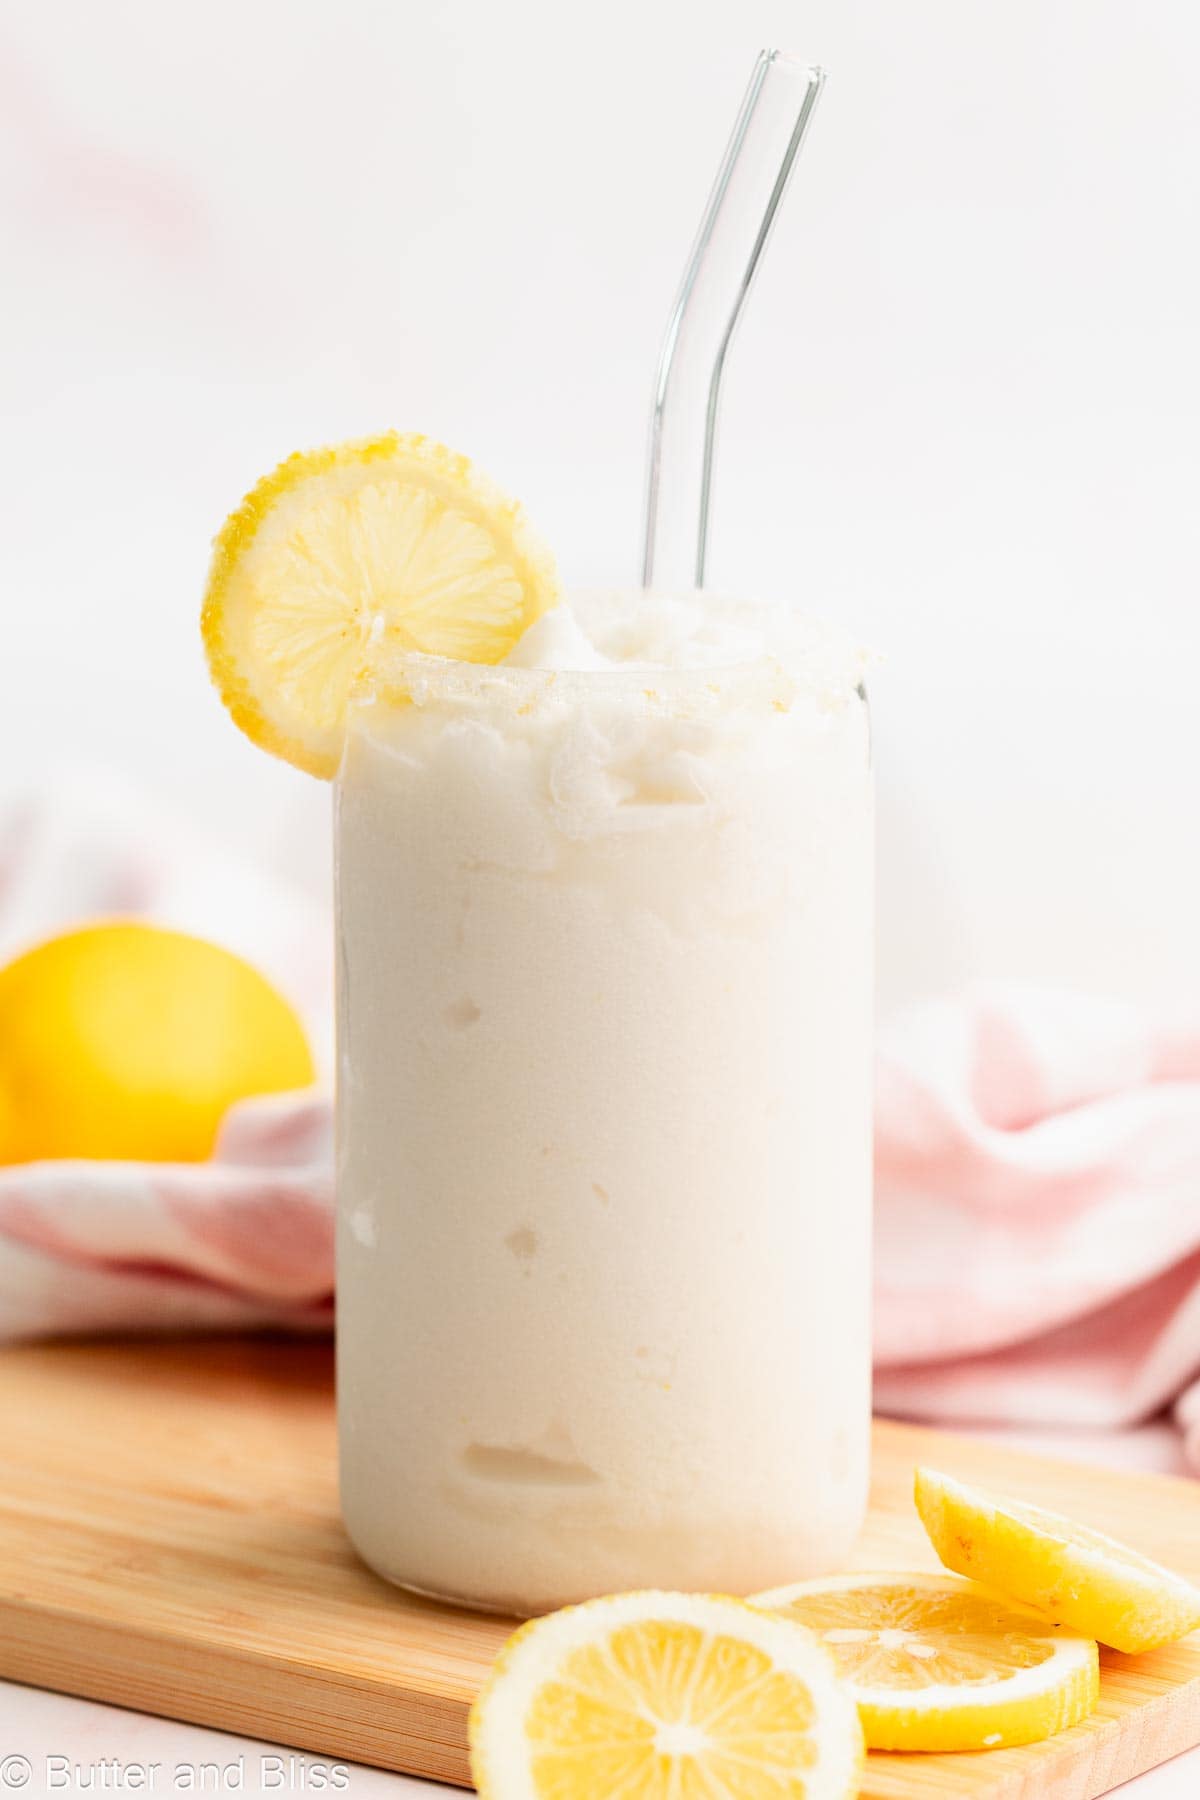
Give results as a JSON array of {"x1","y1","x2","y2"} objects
[{"x1": 873, "y1": 986, "x2": 1200, "y2": 1471}]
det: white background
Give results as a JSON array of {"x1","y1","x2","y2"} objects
[{"x1": 3, "y1": 0, "x2": 1198, "y2": 1015}]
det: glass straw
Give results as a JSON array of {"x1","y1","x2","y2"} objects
[{"x1": 641, "y1": 52, "x2": 825, "y2": 590}]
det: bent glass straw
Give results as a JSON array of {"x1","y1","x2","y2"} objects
[{"x1": 641, "y1": 52, "x2": 824, "y2": 590}]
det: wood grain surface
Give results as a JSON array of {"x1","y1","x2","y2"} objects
[{"x1": 0, "y1": 1336, "x2": 1194, "y2": 1796}]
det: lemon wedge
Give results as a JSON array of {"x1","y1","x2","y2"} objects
[
  {"x1": 754, "y1": 1570, "x2": 1098, "y2": 1752},
  {"x1": 915, "y1": 1465, "x2": 1200, "y2": 1654},
  {"x1": 468, "y1": 1590, "x2": 863, "y2": 1800},
  {"x1": 202, "y1": 433, "x2": 558, "y2": 777}
]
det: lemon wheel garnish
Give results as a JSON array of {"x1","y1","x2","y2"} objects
[
  {"x1": 755, "y1": 1571, "x2": 1098, "y2": 1752},
  {"x1": 915, "y1": 1465, "x2": 1200, "y2": 1655},
  {"x1": 468, "y1": 1590, "x2": 863, "y2": 1800},
  {"x1": 201, "y1": 432, "x2": 558, "y2": 777}
]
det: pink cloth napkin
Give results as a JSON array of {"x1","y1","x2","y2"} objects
[
  {"x1": 873, "y1": 987, "x2": 1200, "y2": 1471},
  {"x1": 1, "y1": 782, "x2": 1197, "y2": 1473},
  {"x1": 0, "y1": 1093, "x2": 333, "y2": 1337}
]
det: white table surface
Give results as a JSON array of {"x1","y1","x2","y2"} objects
[{"x1": 0, "y1": 1423, "x2": 1194, "y2": 1798}]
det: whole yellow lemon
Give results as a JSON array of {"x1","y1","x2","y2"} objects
[{"x1": 0, "y1": 922, "x2": 315, "y2": 1164}]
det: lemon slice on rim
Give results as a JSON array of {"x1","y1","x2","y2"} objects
[
  {"x1": 201, "y1": 432, "x2": 558, "y2": 777},
  {"x1": 754, "y1": 1570, "x2": 1098, "y2": 1752},
  {"x1": 915, "y1": 1465, "x2": 1200, "y2": 1654},
  {"x1": 468, "y1": 1590, "x2": 863, "y2": 1800}
]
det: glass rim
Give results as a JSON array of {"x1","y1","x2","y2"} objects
[{"x1": 354, "y1": 590, "x2": 870, "y2": 715}]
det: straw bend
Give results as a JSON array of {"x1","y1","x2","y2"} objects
[{"x1": 641, "y1": 52, "x2": 825, "y2": 590}]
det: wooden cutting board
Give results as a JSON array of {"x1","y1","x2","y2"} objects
[{"x1": 0, "y1": 1336, "x2": 1195, "y2": 1798}]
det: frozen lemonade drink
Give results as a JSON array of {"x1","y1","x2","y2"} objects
[{"x1": 202, "y1": 434, "x2": 872, "y2": 1614}]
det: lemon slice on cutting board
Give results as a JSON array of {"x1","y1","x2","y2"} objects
[
  {"x1": 202, "y1": 433, "x2": 558, "y2": 777},
  {"x1": 915, "y1": 1465, "x2": 1200, "y2": 1655},
  {"x1": 754, "y1": 1570, "x2": 1098, "y2": 1752},
  {"x1": 468, "y1": 1589, "x2": 863, "y2": 1800}
]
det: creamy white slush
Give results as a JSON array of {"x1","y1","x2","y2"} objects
[{"x1": 336, "y1": 591, "x2": 872, "y2": 1614}]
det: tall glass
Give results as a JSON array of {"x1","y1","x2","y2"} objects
[{"x1": 335, "y1": 591, "x2": 872, "y2": 1616}]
